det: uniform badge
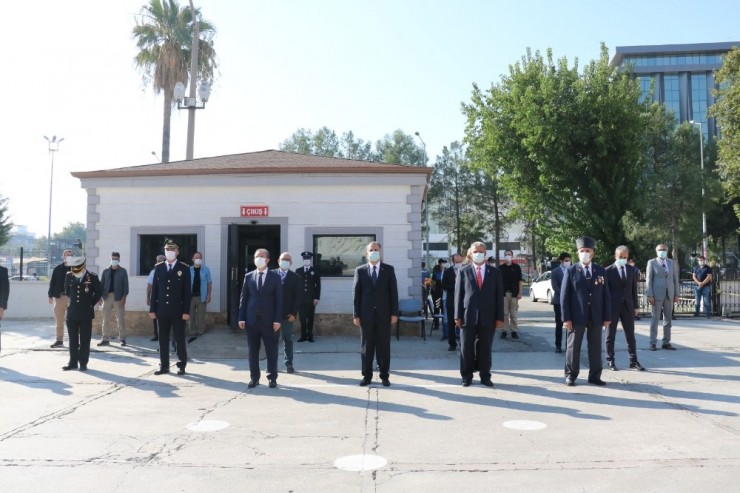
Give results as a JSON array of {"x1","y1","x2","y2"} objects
[{"x1": 177, "y1": 270, "x2": 182, "y2": 277}]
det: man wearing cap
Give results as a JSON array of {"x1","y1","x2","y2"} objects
[
  {"x1": 239, "y1": 248, "x2": 283, "y2": 388},
  {"x1": 149, "y1": 241, "x2": 192, "y2": 375},
  {"x1": 645, "y1": 243, "x2": 680, "y2": 351},
  {"x1": 47, "y1": 249, "x2": 73, "y2": 348},
  {"x1": 296, "y1": 251, "x2": 321, "y2": 342},
  {"x1": 98, "y1": 251, "x2": 129, "y2": 347},
  {"x1": 62, "y1": 257, "x2": 102, "y2": 371},
  {"x1": 274, "y1": 252, "x2": 302, "y2": 373},
  {"x1": 561, "y1": 236, "x2": 611, "y2": 386}
]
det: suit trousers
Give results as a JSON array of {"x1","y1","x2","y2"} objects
[
  {"x1": 247, "y1": 318, "x2": 278, "y2": 381},
  {"x1": 188, "y1": 296, "x2": 207, "y2": 336},
  {"x1": 101, "y1": 293, "x2": 126, "y2": 341},
  {"x1": 565, "y1": 321, "x2": 603, "y2": 382},
  {"x1": 606, "y1": 301, "x2": 637, "y2": 362},
  {"x1": 53, "y1": 295, "x2": 68, "y2": 341},
  {"x1": 360, "y1": 314, "x2": 391, "y2": 379},
  {"x1": 157, "y1": 316, "x2": 187, "y2": 370},
  {"x1": 503, "y1": 293, "x2": 519, "y2": 333},
  {"x1": 66, "y1": 318, "x2": 92, "y2": 367},
  {"x1": 276, "y1": 318, "x2": 294, "y2": 367},
  {"x1": 649, "y1": 298, "x2": 673, "y2": 344},
  {"x1": 445, "y1": 293, "x2": 457, "y2": 349},
  {"x1": 460, "y1": 322, "x2": 493, "y2": 381},
  {"x1": 553, "y1": 304, "x2": 564, "y2": 350},
  {"x1": 298, "y1": 301, "x2": 316, "y2": 338}
]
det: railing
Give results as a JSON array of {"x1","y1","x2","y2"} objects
[{"x1": 636, "y1": 271, "x2": 740, "y2": 318}]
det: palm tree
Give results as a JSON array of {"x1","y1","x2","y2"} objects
[{"x1": 132, "y1": 0, "x2": 217, "y2": 163}]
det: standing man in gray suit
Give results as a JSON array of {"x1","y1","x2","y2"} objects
[{"x1": 645, "y1": 243, "x2": 680, "y2": 351}]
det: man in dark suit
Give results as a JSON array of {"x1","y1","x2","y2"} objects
[
  {"x1": 47, "y1": 249, "x2": 73, "y2": 348},
  {"x1": 561, "y1": 236, "x2": 611, "y2": 386},
  {"x1": 442, "y1": 253, "x2": 462, "y2": 351},
  {"x1": 149, "y1": 241, "x2": 192, "y2": 375},
  {"x1": 605, "y1": 246, "x2": 645, "y2": 371},
  {"x1": 0, "y1": 264, "x2": 9, "y2": 354},
  {"x1": 239, "y1": 248, "x2": 283, "y2": 388},
  {"x1": 274, "y1": 252, "x2": 302, "y2": 374},
  {"x1": 353, "y1": 241, "x2": 399, "y2": 387},
  {"x1": 454, "y1": 241, "x2": 505, "y2": 388},
  {"x1": 62, "y1": 257, "x2": 102, "y2": 371},
  {"x1": 550, "y1": 252, "x2": 571, "y2": 353},
  {"x1": 296, "y1": 251, "x2": 321, "y2": 342}
]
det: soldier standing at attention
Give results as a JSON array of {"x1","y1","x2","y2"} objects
[
  {"x1": 62, "y1": 257, "x2": 102, "y2": 371},
  {"x1": 296, "y1": 251, "x2": 321, "y2": 342}
]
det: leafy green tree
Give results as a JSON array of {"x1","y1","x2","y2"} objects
[
  {"x1": 0, "y1": 195, "x2": 13, "y2": 247},
  {"x1": 709, "y1": 46, "x2": 740, "y2": 221},
  {"x1": 375, "y1": 130, "x2": 426, "y2": 165},
  {"x1": 463, "y1": 44, "x2": 649, "y2": 263},
  {"x1": 132, "y1": 0, "x2": 217, "y2": 163},
  {"x1": 279, "y1": 127, "x2": 375, "y2": 160}
]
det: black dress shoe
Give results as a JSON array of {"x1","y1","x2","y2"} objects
[
  {"x1": 607, "y1": 360, "x2": 618, "y2": 371},
  {"x1": 79, "y1": 366, "x2": 88, "y2": 371},
  {"x1": 62, "y1": 364, "x2": 78, "y2": 371},
  {"x1": 650, "y1": 343, "x2": 657, "y2": 351},
  {"x1": 565, "y1": 379, "x2": 575, "y2": 386},
  {"x1": 97, "y1": 340, "x2": 110, "y2": 347},
  {"x1": 297, "y1": 337, "x2": 307, "y2": 342},
  {"x1": 150, "y1": 336, "x2": 159, "y2": 342},
  {"x1": 154, "y1": 368, "x2": 170, "y2": 375},
  {"x1": 448, "y1": 346, "x2": 457, "y2": 352},
  {"x1": 480, "y1": 379, "x2": 494, "y2": 387},
  {"x1": 461, "y1": 379, "x2": 472, "y2": 387},
  {"x1": 120, "y1": 339, "x2": 127, "y2": 347},
  {"x1": 307, "y1": 337, "x2": 315, "y2": 343},
  {"x1": 588, "y1": 379, "x2": 607, "y2": 386},
  {"x1": 661, "y1": 343, "x2": 676, "y2": 350},
  {"x1": 500, "y1": 332, "x2": 507, "y2": 339},
  {"x1": 268, "y1": 379, "x2": 277, "y2": 388},
  {"x1": 630, "y1": 361, "x2": 646, "y2": 371},
  {"x1": 286, "y1": 365, "x2": 295, "y2": 374},
  {"x1": 177, "y1": 369, "x2": 186, "y2": 375},
  {"x1": 359, "y1": 378, "x2": 371, "y2": 386},
  {"x1": 50, "y1": 340, "x2": 64, "y2": 348},
  {"x1": 187, "y1": 336, "x2": 198, "y2": 344},
  {"x1": 381, "y1": 378, "x2": 391, "y2": 387},
  {"x1": 555, "y1": 347, "x2": 563, "y2": 353},
  {"x1": 247, "y1": 380, "x2": 259, "y2": 389},
  {"x1": 511, "y1": 332, "x2": 519, "y2": 339}
]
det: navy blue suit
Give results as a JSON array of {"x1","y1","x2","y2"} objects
[
  {"x1": 150, "y1": 261, "x2": 192, "y2": 371},
  {"x1": 561, "y1": 262, "x2": 611, "y2": 382},
  {"x1": 353, "y1": 262, "x2": 399, "y2": 380},
  {"x1": 550, "y1": 266, "x2": 566, "y2": 350},
  {"x1": 454, "y1": 263, "x2": 505, "y2": 383},
  {"x1": 64, "y1": 271, "x2": 102, "y2": 368},
  {"x1": 604, "y1": 263, "x2": 639, "y2": 364},
  {"x1": 239, "y1": 269, "x2": 283, "y2": 382}
]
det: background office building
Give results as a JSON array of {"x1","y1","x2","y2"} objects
[{"x1": 611, "y1": 41, "x2": 739, "y2": 139}]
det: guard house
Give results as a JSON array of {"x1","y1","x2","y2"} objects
[{"x1": 71, "y1": 150, "x2": 431, "y2": 335}]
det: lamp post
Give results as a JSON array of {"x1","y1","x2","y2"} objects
[
  {"x1": 43, "y1": 135, "x2": 64, "y2": 277},
  {"x1": 689, "y1": 121, "x2": 707, "y2": 258},
  {"x1": 414, "y1": 132, "x2": 430, "y2": 265}
]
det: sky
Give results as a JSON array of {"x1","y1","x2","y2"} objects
[{"x1": 3, "y1": 0, "x2": 739, "y2": 238}]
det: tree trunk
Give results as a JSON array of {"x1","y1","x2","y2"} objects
[{"x1": 161, "y1": 89, "x2": 172, "y2": 163}]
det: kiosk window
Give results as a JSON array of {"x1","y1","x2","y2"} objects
[{"x1": 313, "y1": 234, "x2": 376, "y2": 277}]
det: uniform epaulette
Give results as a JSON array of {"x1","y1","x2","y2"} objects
[
  {"x1": 179, "y1": 261, "x2": 191, "y2": 267},
  {"x1": 155, "y1": 261, "x2": 165, "y2": 266}
]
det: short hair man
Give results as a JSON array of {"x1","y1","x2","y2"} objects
[
  {"x1": 146, "y1": 254, "x2": 166, "y2": 341},
  {"x1": 188, "y1": 251, "x2": 213, "y2": 343},
  {"x1": 692, "y1": 255, "x2": 713, "y2": 319},
  {"x1": 499, "y1": 249, "x2": 523, "y2": 339},
  {"x1": 98, "y1": 251, "x2": 130, "y2": 347},
  {"x1": 645, "y1": 243, "x2": 680, "y2": 351},
  {"x1": 550, "y1": 252, "x2": 571, "y2": 353},
  {"x1": 274, "y1": 252, "x2": 302, "y2": 373},
  {"x1": 441, "y1": 253, "x2": 463, "y2": 352},
  {"x1": 47, "y1": 249, "x2": 73, "y2": 348}
]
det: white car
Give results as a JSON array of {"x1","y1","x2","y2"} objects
[{"x1": 530, "y1": 271, "x2": 554, "y2": 303}]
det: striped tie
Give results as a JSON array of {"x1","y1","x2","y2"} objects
[{"x1": 476, "y1": 266, "x2": 482, "y2": 289}]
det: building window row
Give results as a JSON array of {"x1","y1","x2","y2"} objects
[{"x1": 624, "y1": 52, "x2": 723, "y2": 67}]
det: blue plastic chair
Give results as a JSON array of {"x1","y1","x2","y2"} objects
[{"x1": 397, "y1": 299, "x2": 426, "y2": 340}]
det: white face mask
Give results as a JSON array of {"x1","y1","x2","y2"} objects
[
  {"x1": 504, "y1": 255, "x2": 512, "y2": 263},
  {"x1": 165, "y1": 251, "x2": 176, "y2": 261},
  {"x1": 303, "y1": 259, "x2": 311, "y2": 267},
  {"x1": 562, "y1": 261, "x2": 571, "y2": 268},
  {"x1": 111, "y1": 259, "x2": 119, "y2": 267},
  {"x1": 578, "y1": 252, "x2": 592, "y2": 264},
  {"x1": 472, "y1": 252, "x2": 485, "y2": 264},
  {"x1": 63, "y1": 255, "x2": 72, "y2": 264},
  {"x1": 255, "y1": 257, "x2": 268, "y2": 269},
  {"x1": 279, "y1": 260, "x2": 291, "y2": 270},
  {"x1": 615, "y1": 258, "x2": 628, "y2": 267},
  {"x1": 454, "y1": 262, "x2": 462, "y2": 270},
  {"x1": 657, "y1": 250, "x2": 668, "y2": 259},
  {"x1": 193, "y1": 258, "x2": 203, "y2": 266},
  {"x1": 367, "y1": 251, "x2": 381, "y2": 263}
]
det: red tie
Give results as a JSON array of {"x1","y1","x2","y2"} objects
[{"x1": 476, "y1": 266, "x2": 483, "y2": 289}]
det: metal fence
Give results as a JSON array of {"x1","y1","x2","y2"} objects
[{"x1": 636, "y1": 272, "x2": 740, "y2": 318}]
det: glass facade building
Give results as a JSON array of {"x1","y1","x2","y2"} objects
[{"x1": 611, "y1": 42, "x2": 739, "y2": 138}]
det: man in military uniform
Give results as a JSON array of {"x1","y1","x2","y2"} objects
[
  {"x1": 63, "y1": 257, "x2": 102, "y2": 371},
  {"x1": 149, "y1": 241, "x2": 192, "y2": 375},
  {"x1": 296, "y1": 251, "x2": 321, "y2": 342}
]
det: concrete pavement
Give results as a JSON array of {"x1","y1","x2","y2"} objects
[{"x1": 0, "y1": 306, "x2": 739, "y2": 492}]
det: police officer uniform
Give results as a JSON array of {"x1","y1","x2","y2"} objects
[
  {"x1": 296, "y1": 251, "x2": 321, "y2": 342},
  {"x1": 63, "y1": 257, "x2": 102, "y2": 371},
  {"x1": 149, "y1": 241, "x2": 192, "y2": 375}
]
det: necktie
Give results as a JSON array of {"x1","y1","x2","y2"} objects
[
  {"x1": 662, "y1": 260, "x2": 668, "y2": 274},
  {"x1": 372, "y1": 266, "x2": 378, "y2": 284},
  {"x1": 585, "y1": 266, "x2": 591, "y2": 279},
  {"x1": 258, "y1": 272, "x2": 263, "y2": 290},
  {"x1": 280, "y1": 270, "x2": 286, "y2": 283},
  {"x1": 476, "y1": 266, "x2": 482, "y2": 289},
  {"x1": 620, "y1": 266, "x2": 625, "y2": 280},
  {"x1": 167, "y1": 263, "x2": 172, "y2": 272}
]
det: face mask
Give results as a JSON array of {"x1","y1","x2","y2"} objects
[
  {"x1": 615, "y1": 258, "x2": 628, "y2": 267},
  {"x1": 255, "y1": 257, "x2": 267, "y2": 269},
  {"x1": 303, "y1": 259, "x2": 311, "y2": 267},
  {"x1": 367, "y1": 251, "x2": 381, "y2": 263},
  {"x1": 562, "y1": 261, "x2": 571, "y2": 268},
  {"x1": 63, "y1": 256, "x2": 72, "y2": 264},
  {"x1": 578, "y1": 252, "x2": 591, "y2": 263},
  {"x1": 111, "y1": 260, "x2": 119, "y2": 267},
  {"x1": 454, "y1": 262, "x2": 462, "y2": 270},
  {"x1": 504, "y1": 255, "x2": 512, "y2": 263},
  {"x1": 73, "y1": 270, "x2": 85, "y2": 279},
  {"x1": 657, "y1": 250, "x2": 668, "y2": 259},
  {"x1": 472, "y1": 252, "x2": 485, "y2": 264},
  {"x1": 165, "y1": 251, "x2": 176, "y2": 261},
  {"x1": 279, "y1": 260, "x2": 291, "y2": 270},
  {"x1": 193, "y1": 259, "x2": 203, "y2": 266}
]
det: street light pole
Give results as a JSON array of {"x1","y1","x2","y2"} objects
[
  {"x1": 414, "y1": 132, "x2": 430, "y2": 266},
  {"x1": 690, "y1": 121, "x2": 708, "y2": 258},
  {"x1": 43, "y1": 135, "x2": 64, "y2": 277}
]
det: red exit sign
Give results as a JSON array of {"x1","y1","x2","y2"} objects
[{"x1": 241, "y1": 205, "x2": 269, "y2": 217}]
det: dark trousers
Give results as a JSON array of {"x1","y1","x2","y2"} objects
[
  {"x1": 565, "y1": 321, "x2": 603, "y2": 382},
  {"x1": 152, "y1": 318, "x2": 158, "y2": 338},
  {"x1": 445, "y1": 293, "x2": 457, "y2": 349},
  {"x1": 431, "y1": 286, "x2": 443, "y2": 315},
  {"x1": 553, "y1": 303, "x2": 564, "y2": 349},
  {"x1": 460, "y1": 322, "x2": 493, "y2": 381},
  {"x1": 157, "y1": 316, "x2": 187, "y2": 370},
  {"x1": 247, "y1": 320, "x2": 278, "y2": 381},
  {"x1": 298, "y1": 301, "x2": 316, "y2": 338},
  {"x1": 606, "y1": 302, "x2": 637, "y2": 362},
  {"x1": 360, "y1": 315, "x2": 391, "y2": 379},
  {"x1": 66, "y1": 318, "x2": 92, "y2": 367}
]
